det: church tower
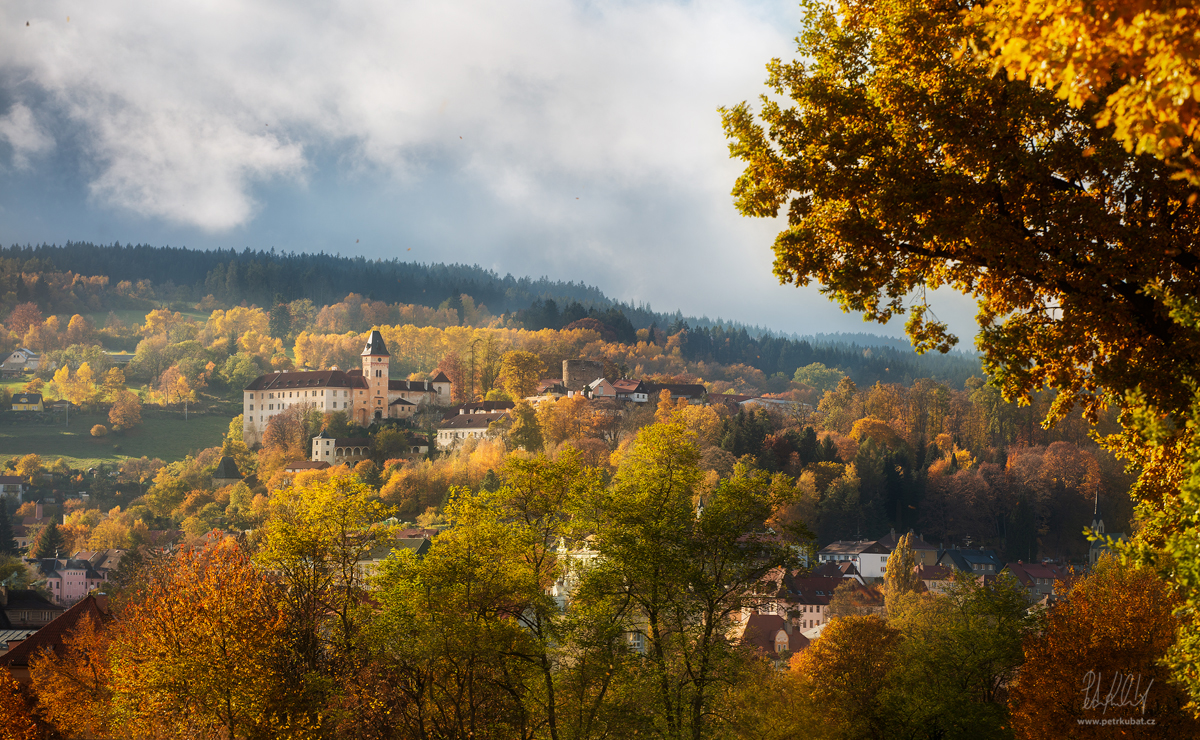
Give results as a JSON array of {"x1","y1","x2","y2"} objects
[
  {"x1": 1091, "y1": 492, "x2": 1105, "y2": 537},
  {"x1": 362, "y1": 329, "x2": 390, "y2": 422}
]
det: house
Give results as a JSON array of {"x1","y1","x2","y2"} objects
[
  {"x1": 611, "y1": 379, "x2": 650, "y2": 403},
  {"x1": 915, "y1": 564, "x2": 956, "y2": 594},
  {"x1": 737, "y1": 613, "x2": 809, "y2": 661},
  {"x1": 937, "y1": 547, "x2": 1003, "y2": 576},
  {"x1": 818, "y1": 539, "x2": 892, "y2": 579},
  {"x1": 0, "y1": 593, "x2": 108, "y2": 683},
  {"x1": 739, "y1": 397, "x2": 811, "y2": 414},
  {"x1": 536, "y1": 379, "x2": 567, "y2": 396},
  {"x1": 0, "y1": 476, "x2": 29, "y2": 502},
  {"x1": 876, "y1": 529, "x2": 940, "y2": 567},
  {"x1": 578, "y1": 377, "x2": 617, "y2": 399},
  {"x1": 0, "y1": 586, "x2": 66, "y2": 630},
  {"x1": 436, "y1": 411, "x2": 509, "y2": 449},
  {"x1": 443, "y1": 400, "x2": 516, "y2": 418},
  {"x1": 70, "y1": 549, "x2": 126, "y2": 581},
  {"x1": 211, "y1": 456, "x2": 243, "y2": 488},
  {"x1": 284, "y1": 460, "x2": 331, "y2": 473},
  {"x1": 0, "y1": 348, "x2": 40, "y2": 375},
  {"x1": 310, "y1": 433, "x2": 372, "y2": 464},
  {"x1": 31, "y1": 558, "x2": 107, "y2": 605},
  {"x1": 645, "y1": 382, "x2": 707, "y2": 404},
  {"x1": 10, "y1": 393, "x2": 43, "y2": 412},
  {"x1": 242, "y1": 330, "x2": 451, "y2": 445},
  {"x1": 753, "y1": 571, "x2": 844, "y2": 631},
  {"x1": 811, "y1": 560, "x2": 864, "y2": 584},
  {"x1": 1005, "y1": 561, "x2": 1074, "y2": 601}
]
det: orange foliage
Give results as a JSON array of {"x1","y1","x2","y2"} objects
[{"x1": 1009, "y1": 557, "x2": 1199, "y2": 737}]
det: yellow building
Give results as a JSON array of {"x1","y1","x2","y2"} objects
[{"x1": 10, "y1": 393, "x2": 43, "y2": 412}]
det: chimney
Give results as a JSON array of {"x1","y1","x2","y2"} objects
[{"x1": 35, "y1": 502, "x2": 43, "y2": 520}]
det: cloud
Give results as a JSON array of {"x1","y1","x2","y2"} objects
[
  {"x1": 0, "y1": 0, "x2": 794, "y2": 231},
  {"x1": 0, "y1": 102, "x2": 55, "y2": 169}
]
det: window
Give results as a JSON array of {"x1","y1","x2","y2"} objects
[
  {"x1": 249, "y1": 404, "x2": 254, "y2": 410},
  {"x1": 249, "y1": 393, "x2": 254, "y2": 399}
]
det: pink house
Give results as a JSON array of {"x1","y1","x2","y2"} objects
[{"x1": 32, "y1": 558, "x2": 106, "y2": 605}]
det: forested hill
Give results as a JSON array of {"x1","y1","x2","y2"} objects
[
  {"x1": 1, "y1": 241, "x2": 982, "y2": 387},
  {"x1": 3, "y1": 242, "x2": 612, "y2": 315}
]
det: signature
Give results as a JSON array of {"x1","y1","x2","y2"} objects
[{"x1": 1081, "y1": 670, "x2": 1153, "y2": 715}]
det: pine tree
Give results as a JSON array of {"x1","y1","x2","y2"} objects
[
  {"x1": 0, "y1": 505, "x2": 16, "y2": 555},
  {"x1": 32, "y1": 522, "x2": 66, "y2": 559}
]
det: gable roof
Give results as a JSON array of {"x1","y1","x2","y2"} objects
[
  {"x1": 438, "y1": 412, "x2": 509, "y2": 430},
  {"x1": 644, "y1": 382, "x2": 706, "y2": 399},
  {"x1": 876, "y1": 529, "x2": 939, "y2": 551},
  {"x1": 0, "y1": 594, "x2": 109, "y2": 668},
  {"x1": 739, "y1": 613, "x2": 809, "y2": 655},
  {"x1": 10, "y1": 393, "x2": 42, "y2": 404},
  {"x1": 819, "y1": 540, "x2": 890, "y2": 556},
  {"x1": 430, "y1": 371, "x2": 450, "y2": 383},
  {"x1": 243, "y1": 369, "x2": 359, "y2": 391}
]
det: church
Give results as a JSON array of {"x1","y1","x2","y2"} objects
[{"x1": 241, "y1": 329, "x2": 450, "y2": 446}]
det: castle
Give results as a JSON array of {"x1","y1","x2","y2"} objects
[{"x1": 241, "y1": 329, "x2": 450, "y2": 446}]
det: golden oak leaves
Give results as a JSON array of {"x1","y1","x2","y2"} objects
[
  {"x1": 979, "y1": 0, "x2": 1200, "y2": 187},
  {"x1": 721, "y1": 0, "x2": 1200, "y2": 432}
]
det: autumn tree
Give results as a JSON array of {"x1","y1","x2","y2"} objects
[
  {"x1": 14, "y1": 454, "x2": 41, "y2": 481},
  {"x1": 1010, "y1": 556, "x2": 1199, "y2": 736},
  {"x1": 508, "y1": 399, "x2": 544, "y2": 452},
  {"x1": 789, "y1": 615, "x2": 900, "y2": 740},
  {"x1": 580, "y1": 423, "x2": 799, "y2": 740},
  {"x1": 256, "y1": 472, "x2": 396, "y2": 675},
  {"x1": 0, "y1": 668, "x2": 40, "y2": 740},
  {"x1": 981, "y1": 0, "x2": 1200, "y2": 186},
  {"x1": 4, "y1": 302, "x2": 43, "y2": 338},
  {"x1": 722, "y1": 0, "x2": 1200, "y2": 697},
  {"x1": 108, "y1": 390, "x2": 143, "y2": 431},
  {"x1": 498, "y1": 350, "x2": 545, "y2": 400},
  {"x1": 30, "y1": 614, "x2": 113, "y2": 738},
  {"x1": 63, "y1": 314, "x2": 97, "y2": 346},
  {"x1": 107, "y1": 538, "x2": 301, "y2": 738},
  {"x1": 884, "y1": 532, "x2": 921, "y2": 614}
]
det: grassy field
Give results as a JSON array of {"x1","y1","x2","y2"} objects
[{"x1": 0, "y1": 408, "x2": 231, "y2": 468}]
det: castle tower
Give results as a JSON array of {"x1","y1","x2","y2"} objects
[{"x1": 362, "y1": 329, "x2": 390, "y2": 423}]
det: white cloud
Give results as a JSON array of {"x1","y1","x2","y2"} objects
[
  {"x1": 0, "y1": 102, "x2": 55, "y2": 169},
  {"x1": 0, "y1": 0, "x2": 794, "y2": 231}
]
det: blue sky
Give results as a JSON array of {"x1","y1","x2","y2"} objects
[{"x1": 0, "y1": 0, "x2": 977, "y2": 340}]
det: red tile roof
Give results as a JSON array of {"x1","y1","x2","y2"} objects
[{"x1": 0, "y1": 594, "x2": 109, "y2": 669}]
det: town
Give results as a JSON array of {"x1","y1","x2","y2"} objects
[{"x1": 3, "y1": 0, "x2": 1199, "y2": 735}]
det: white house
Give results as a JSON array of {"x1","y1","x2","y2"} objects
[{"x1": 817, "y1": 539, "x2": 891, "y2": 579}]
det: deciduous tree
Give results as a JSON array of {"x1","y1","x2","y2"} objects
[
  {"x1": 1009, "y1": 556, "x2": 1199, "y2": 736},
  {"x1": 107, "y1": 538, "x2": 300, "y2": 738}
]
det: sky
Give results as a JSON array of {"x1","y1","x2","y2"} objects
[{"x1": 0, "y1": 0, "x2": 978, "y2": 342}]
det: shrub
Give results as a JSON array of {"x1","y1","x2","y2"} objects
[{"x1": 91, "y1": 424, "x2": 108, "y2": 437}]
